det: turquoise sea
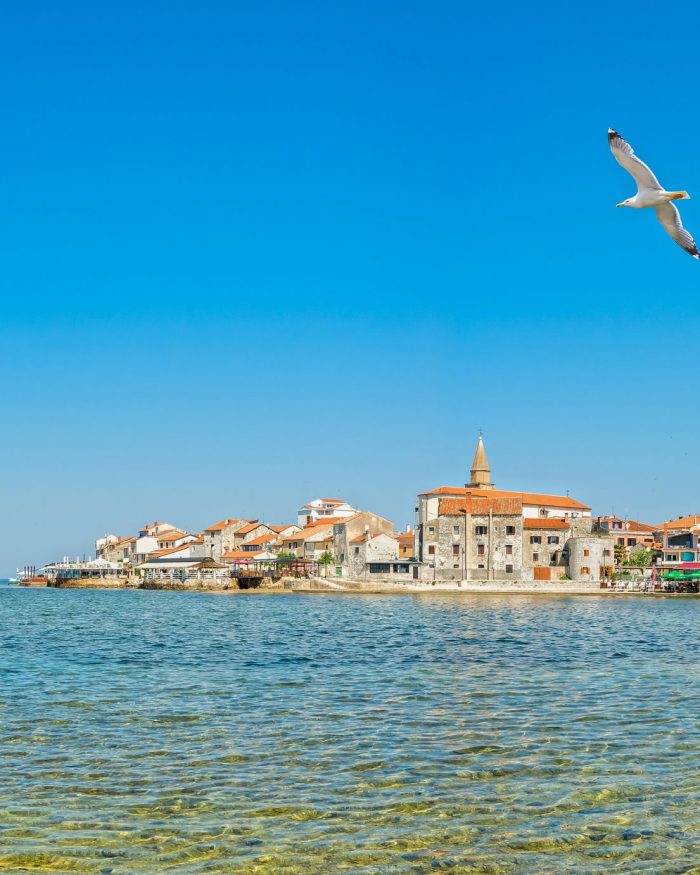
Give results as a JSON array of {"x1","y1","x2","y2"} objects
[{"x1": 1, "y1": 589, "x2": 699, "y2": 874}]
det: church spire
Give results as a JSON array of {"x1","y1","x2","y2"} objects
[{"x1": 467, "y1": 432, "x2": 495, "y2": 489}]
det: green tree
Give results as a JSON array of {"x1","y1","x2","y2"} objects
[
  {"x1": 317, "y1": 551, "x2": 335, "y2": 578},
  {"x1": 624, "y1": 547, "x2": 654, "y2": 568}
]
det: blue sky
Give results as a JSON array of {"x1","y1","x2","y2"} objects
[{"x1": 2, "y1": 0, "x2": 699, "y2": 574}]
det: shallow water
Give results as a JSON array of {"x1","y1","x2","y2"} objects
[{"x1": 1, "y1": 589, "x2": 699, "y2": 874}]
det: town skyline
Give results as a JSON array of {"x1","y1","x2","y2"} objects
[{"x1": 11, "y1": 432, "x2": 697, "y2": 579}]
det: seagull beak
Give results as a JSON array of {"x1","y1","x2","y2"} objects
[{"x1": 616, "y1": 202, "x2": 624, "y2": 208}]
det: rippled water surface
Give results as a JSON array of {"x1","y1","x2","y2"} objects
[{"x1": 2, "y1": 589, "x2": 700, "y2": 873}]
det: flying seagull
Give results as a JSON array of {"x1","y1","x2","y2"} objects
[{"x1": 608, "y1": 128, "x2": 699, "y2": 260}]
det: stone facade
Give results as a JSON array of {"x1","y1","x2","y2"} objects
[
  {"x1": 332, "y1": 512, "x2": 394, "y2": 568},
  {"x1": 419, "y1": 495, "x2": 524, "y2": 581},
  {"x1": 203, "y1": 519, "x2": 250, "y2": 561},
  {"x1": 347, "y1": 533, "x2": 400, "y2": 579},
  {"x1": 523, "y1": 520, "x2": 571, "y2": 580},
  {"x1": 566, "y1": 536, "x2": 615, "y2": 582}
]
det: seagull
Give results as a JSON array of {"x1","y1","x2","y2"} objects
[{"x1": 608, "y1": 128, "x2": 699, "y2": 260}]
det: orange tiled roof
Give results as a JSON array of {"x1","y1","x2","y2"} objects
[
  {"x1": 599, "y1": 516, "x2": 656, "y2": 533},
  {"x1": 283, "y1": 521, "x2": 338, "y2": 541},
  {"x1": 223, "y1": 549, "x2": 277, "y2": 561},
  {"x1": 204, "y1": 518, "x2": 243, "y2": 532},
  {"x1": 523, "y1": 518, "x2": 570, "y2": 530},
  {"x1": 309, "y1": 516, "x2": 346, "y2": 527},
  {"x1": 661, "y1": 515, "x2": 700, "y2": 531},
  {"x1": 244, "y1": 533, "x2": 278, "y2": 546},
  {"x1": 150, "y1": 544, "x2": 196, "y2": 557},
  {"x1": 110, "y1": 536, "x2": 136, "y2": 547},
  {"x1": 237, "y1": 522, "x2": 269, "y2": 535},
  {"x1": 439, "y1": 496, "x2": 523, "y2": 516},
  {"x1": 157, "y1": 531, "x2": 192, "y2": 543},
  {"x1": 423, "y1": 486, "x2": 590, "y2": 510},
  {"x1": 268, "y1": 525, "x2": 297, "y2": 533}
]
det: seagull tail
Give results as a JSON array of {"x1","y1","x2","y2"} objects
[{"x1": 668, "y1": 191, "x2": 691, "y2": 201}]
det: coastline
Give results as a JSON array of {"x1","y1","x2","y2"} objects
[{"x1": 17, "y1": 575, "x2": 695, "y2": 597}]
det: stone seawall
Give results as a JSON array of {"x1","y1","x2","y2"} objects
[
  {"x1": 51, "y1": 577, "x2": 132, "y2": 589},
  {"x1": 297, "y1": 577, "x2": 605, "y2": 595}
]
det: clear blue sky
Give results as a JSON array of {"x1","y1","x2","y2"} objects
[{"x1": 2, "y1": 0, "x2": 699, "y2": 575}]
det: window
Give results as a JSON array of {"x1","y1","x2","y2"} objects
[
  {"x1": 428, "y1": 545, "x2": 435, "y2": 555},
  {"x1": 617, "y1": 537, "x2": 624, "y2": 545},
  {"x1": 354, "y1": 547, "x2": 359, "y2": 555},
  {"x1": 428, "y1": 526, "x2": 435, "y2": 537},
  {"x1": 530, "y1": 536, "x2": 542, "y2": 544},
  {"x1": 533, "y1": 552, "x2": 539, "y2": 562},
  {"x1": 548, "y1": 536, "x2": 559, "y2": 545},
  {"x1": 478, "y1": 563, "x2": 485, "y2": 569},
  {"x1": 580, "y1": 566, "x2": 590, "y2": 575},
  {"x1": 603, "y1": 549, "x2": 611, "y2": 557},
  {"x1": 452, "y1": 544, "x2": 460, "y2": 557},
  {"x1": 453, "y1": 525, "x2": 460, "y2": 537},
  {"x1": 505, "y1": 564, "x2": 513, "y2": 573},
  {"x1": 613, "y1": 522, "x2": 622, "y2": 529},
  {"x1": 477, "y1": 544, "x2": 485, "y2": 556},
  {"x1": 583, "y1": 549, "x2": 590, "y2": 557},
  {"x1": 475, "y1": 525, "x2": 487, "y2": 536},
  {"x1": 627, "y1": 538, "x2": 637, "y2": 547},
  {"x1": 506, "y1": 544, "x2": 513, "y2": 555},
  {"x1": 506, "y1": 525, "x2": 516, "y2": 536}
]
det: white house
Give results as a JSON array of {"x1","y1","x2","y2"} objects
[{"x1": 297, "y1": 498, "x2": 358, "y2": 527}]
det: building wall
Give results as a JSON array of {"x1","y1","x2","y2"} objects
[
  {"x1": 417, "y1": 492, "x2": 591, "y2": 533},
  {"x1": 421, "y1": 513, "x2": 524, "y2": 581},
  {"x1": 297, "y1": 500, "x2": 357, "y2": 527},
  {"x1": 348, "y1": 534, "x2": 399, "y2": 578},
  {"x1": 522, "y1": 526, "x2": 570, "y2": 578},
  {"x1": 204, "y1": 520, "x2": 250, "y2": 560},
  {"x1": 333, "y1": 512, "x2": 394, "y2": 567},
  {"x1": 566, "y1": 537, "x2": 614, "y2": 581},
  {"x1": 521, "y1": 504, "x2": 591, "y2": 520}
]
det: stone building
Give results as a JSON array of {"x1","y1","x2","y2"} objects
[
  {"x1": 203, "y1": 519, "x2": 250, "y2": 560},
  {"x1": 415, "y1": 434, "x2": 598, "y2": 582},
  {"x1": 347, "y1": 532, "x2": 401, "y2": 579},
  {"x1": 332, "y1": 512, "x2": 394, "y2": 569},
  {"x1": 420, "y1": 494, "x2": 524, "y2": 581},
  {"x1": 567, "y1": 537, "x2": 614, "y2": 582},
  {"x1": 523, "y1": 519, "x2": 571, "y2": 580},
  {"x1": 280, "y1": 518, "x2": 343, "y2": 559}
]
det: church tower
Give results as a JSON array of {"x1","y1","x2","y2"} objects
[{"x1": 467, "y1": 433, "x2": 495, "y2": 490}]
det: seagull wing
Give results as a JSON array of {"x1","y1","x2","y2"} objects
[
  {"x1": 608, "y1": 129, "x2": 662, "y2": 191},
  {"x1": 655, "y1": 202, "x2": 700, "y2": 259}
]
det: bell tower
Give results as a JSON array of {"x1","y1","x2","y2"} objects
[{"x1": 467, "y1": 433, "x2": 495, "y2": 489}]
